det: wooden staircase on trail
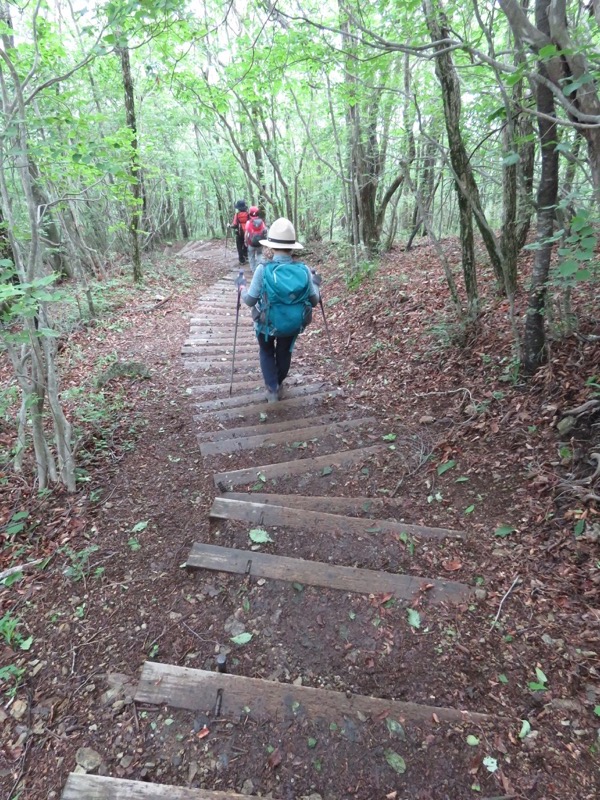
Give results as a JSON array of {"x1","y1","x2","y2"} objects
[{"x1": 61, "y1": 270, "x2": 498, "y2": 799}]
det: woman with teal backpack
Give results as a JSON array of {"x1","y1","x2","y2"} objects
[{"x1": 240, "y1": 218, "x2": 321, "y2": 403}]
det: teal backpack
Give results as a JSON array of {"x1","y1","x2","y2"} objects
[{"x1": 261, "y1": 261, "x2": 313, "y2": 338}]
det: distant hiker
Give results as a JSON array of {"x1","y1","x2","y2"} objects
[
  {"x1": 241, "y1": 218, "x2": 321, "y2": 403},
  {"x1": 230, "y1": 199, "x2": 249, "y2": 264},
  {"x1": 244, "y1": 206, "x2": 268, "y2": 273}
]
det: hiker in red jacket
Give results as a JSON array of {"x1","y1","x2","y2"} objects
[
  {"x1": 230, "y1": 200, "x2": 249, "y2": 264},
  {"x1": 244, "y1": 206, "x2": 267, "y2": 273}
]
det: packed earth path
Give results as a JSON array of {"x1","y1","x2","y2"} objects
[{"x1": 1, "y1": 240, "x2": 597, "y2": 800}]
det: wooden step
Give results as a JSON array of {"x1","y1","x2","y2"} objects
[
  {"x1": 135, "y1": 662, "x2": 489, "y2": 724},
  {"x1": 201, "y1": 416, "x2": 375, "y2": 456},
  {"x1": 196, "y1": 413, "x2": 341, "y2": 441},
  {"x1": 189, "y1": 321, "x2": 251, "y2": 328},
  {"x1": 192, "y1": 302, "x2": 237, "y2": 309},
  {"x1": 183, "y1": 340, "x2": 255, "y2": 350},
  {"x1": 182, "y1": 358, "x2": 255, "y2": 370},
  {"x1": 197, "y1": 390, "x2": 342, "y2": 422},
  {"x1": 213, "y1": 445, "x2": 381, "y2": 488},
  {"x1": 181, "y1": 345, "x2": 257, "y2": 357},
  {"x1": 195, "y1": 382, "x2": 327, "y2": 411},
  {"x1": 188, "y1": 379, "x2": 264, "y2": 396},
  {"x1": 210, "y1": 497, "x2": 464, "y2": 540},
  {"x1": 189, "y1": 316, "x2": 247, "y2": 325},
  {"x1": 62, "y1": 773, "x2": 255, "y2": 799},
  {"x1": 188, "y1": 326, "x2": 253, "y2": 334},
  {"x1": 184, "y1": 362, "x2": 260, "y2": 373},
  {"x1": 187, "y1": 542, "x2": 469, "y2": 602},
  {"x1": 223, "y1": 491, "x2": 405, "y2": 516},
  {"x1": 185, "y1": 335, "x2": 255, "y2": 345},
  {"x1": 188, "y1": 377, "x2": 308, "y2": 396}
]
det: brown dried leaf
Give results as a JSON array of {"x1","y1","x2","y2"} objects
[
  {"x1": 442, "y1": 559, "x2": 462, "y2": 572},
  {"x1": 267, "y1": 747, "x2": 282, "y2": 769}
]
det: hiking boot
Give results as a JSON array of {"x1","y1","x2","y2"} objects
[{"x1": 266, "y1": 386, "x2": 279, "y2": 403}]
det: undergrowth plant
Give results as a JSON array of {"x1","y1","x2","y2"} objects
[
  {"x1": 346, "y1": 259, "x2": 378, "y2": 290},
  {"x1": 0, "y1": 612, "x2": 31, "y2": 698}
]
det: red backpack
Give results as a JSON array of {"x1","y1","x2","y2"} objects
[
  {"x1": 246, "y1": 217, "x2": 267, "y2": 247},
  {"x1": 235, "y1": 210, "x2": 249, "y2": 233}
]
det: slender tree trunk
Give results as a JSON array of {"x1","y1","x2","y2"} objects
[
  {"x1": 516, "y1": 111, "x2": 535, "y2": 250},
  {"x1": 523, "y1": 0, "x2": 560, "y2": 375},
  {"x1": 178, "y1": 188, "x2": 190, "y2": 239},
  {"x1": 28, "y1": 162, "x2": 65, "y2": 276},
  {"x1": 117, "y1": 43, "x2": 142, "y2": 282},
  {"x1": 423, "y1": 0, "x2": 478, "y2": 315}
]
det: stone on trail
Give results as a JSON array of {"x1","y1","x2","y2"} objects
[{"x1": 75, "y1": 746, "x2": 103, "y2": 773}]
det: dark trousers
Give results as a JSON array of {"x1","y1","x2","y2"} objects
[
  {"x1": 236, "y1": 233, "x2": 247, "y2": 264},
  {"x1": 257, "y1": 332, "x2": 294, "y2": 392}
]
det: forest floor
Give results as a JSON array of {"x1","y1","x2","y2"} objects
[{"x1": 0, "y1": 238, "x2": 599, "y2": 800}]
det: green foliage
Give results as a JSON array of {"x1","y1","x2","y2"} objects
[
  {"x1": 0, "y1": 612, "x2": 32, "y2": 651},
  {"x1": 553, "y1": 208, "x2": 598, "y2": 286},
  {"x1": 61, "y1": 544, "x2": 100, "y2": 582},
  {"x1": 346, "y1": 260, "x2": 378, "y2": 291},
  {"x1": 0, "y1": 663, "x2": 26, "y2": 698},
  {"x1": 0, "y1": 268, "x2": 63, "y2": 335}
]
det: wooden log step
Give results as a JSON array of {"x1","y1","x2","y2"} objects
[
  {"x1": 195, "y1": 413, "x2": 341, "y2": 441},
  {"x1": 176, "y1": 240, "x2": 208, "y2": 257},
  {"x1": 195, "y1": 382, "x2": 327, "y2": 411},
  {"x1": 187, "y1": 542, "x2": 469, "y2": 603},
  {"x1": 186, "y1": 329, "x2": 254, "y2": 337},
  {"x1": 189, "y1": 319, "x2": 251, "y2": 327},
  {"x1": 187, "y1": 329, "x2": 253, "y2": 338},
  {"x1": 193, "y1": 297, "x2": 236, "y2": 303},
  {"x1": 183, "y1": 338, "x2": 255, "y2": 348},
  {"x1": 135, "y1": 662, "x2": 488, "y2": 724},
  {"x1": 213, "y1": 445, "x2": 381, "y2": 488},
  {"x1": 191, "y1": 307, "x2": 239, "y2": 314},
  {"x1": 186, "y1": 329, "x2": 252, "y2": 339},
  {"x1": 210, "y1": 497, "x2": 464, "y2": 540},
  {"x1": 187, "y1": 326, "x2": 253, "y2": 334},
  {"x1": 186, "y1": 320, "x2": 242, "y2": 328},
  {"x1": 187, "y1": 375, "x2": 308, "y2": 395},
  {"x1": 195, "y1": 294, "x2": 236, "y2": 300},
  {"x1": 189, "y1": 316, "x2": 245, "y2": 324},
  {"x1": 181, "y1": 345, "x2": 257, "y2": 357},
  {"x1": 185, "y1": 335, "x2": 255, "y2": 345},
  {"x1": 223, "y1": 491, "x2": 408, "y2": 517},
  {"x1": 198, "y1": 390, "x2": 342, "y2": 422},
  {"x1": 182, "y1": 359, "x2": 254, "y2": 370},
  {"x1": 188, "y1": 379, "x2": 264, "y2": 396},
  {"x1": 184, "y1": 362, "x2": 260, "y2": 373},
  {"x1": 201, "y1": 416, "x2": 375, "y2": 456},
  {"x1": 62, "y1": 773, "x2": 254, "y2": 799}
]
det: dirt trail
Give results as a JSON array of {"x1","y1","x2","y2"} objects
[{"x1": 2, "y1": 241, "x2": 596, "y2": 800}]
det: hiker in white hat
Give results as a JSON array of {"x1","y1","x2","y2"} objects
[{"x1": 240, "y1": 218, "x2": 321, "y2": 403}]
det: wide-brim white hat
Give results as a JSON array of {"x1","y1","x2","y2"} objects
[{"x1": 259, "y1": 217, "x2": 303, "y2": 250}]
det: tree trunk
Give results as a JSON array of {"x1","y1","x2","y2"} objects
[
  {"x1": 178, "y1": 188, "x2": 190, "y2": 239},
  {"x1": 28, "y1": 162, "x2": 66, "y2": 276},
  {"x1": 500, "y1": 0, "x2": 600, "y2": 209},
  {"x1": 523, "y1": 0, "x2": 560, "y2": 375},
  {"x1": 117, "y1": 43, "x2": 142, "y2": 282},
  {"x1": 423, "y1": 0, "x2": 478, "y2": 315}
]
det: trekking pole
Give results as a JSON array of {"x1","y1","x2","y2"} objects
[
  {"x1": 229, "y1": 270, "x2": 246, "y2": 396},
  {"x1": 318, "y1": 296, "x2": 334, "y2": 349},
  {"x1": 312, "y1": 270, "x2": 334, "y2": 350}
]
